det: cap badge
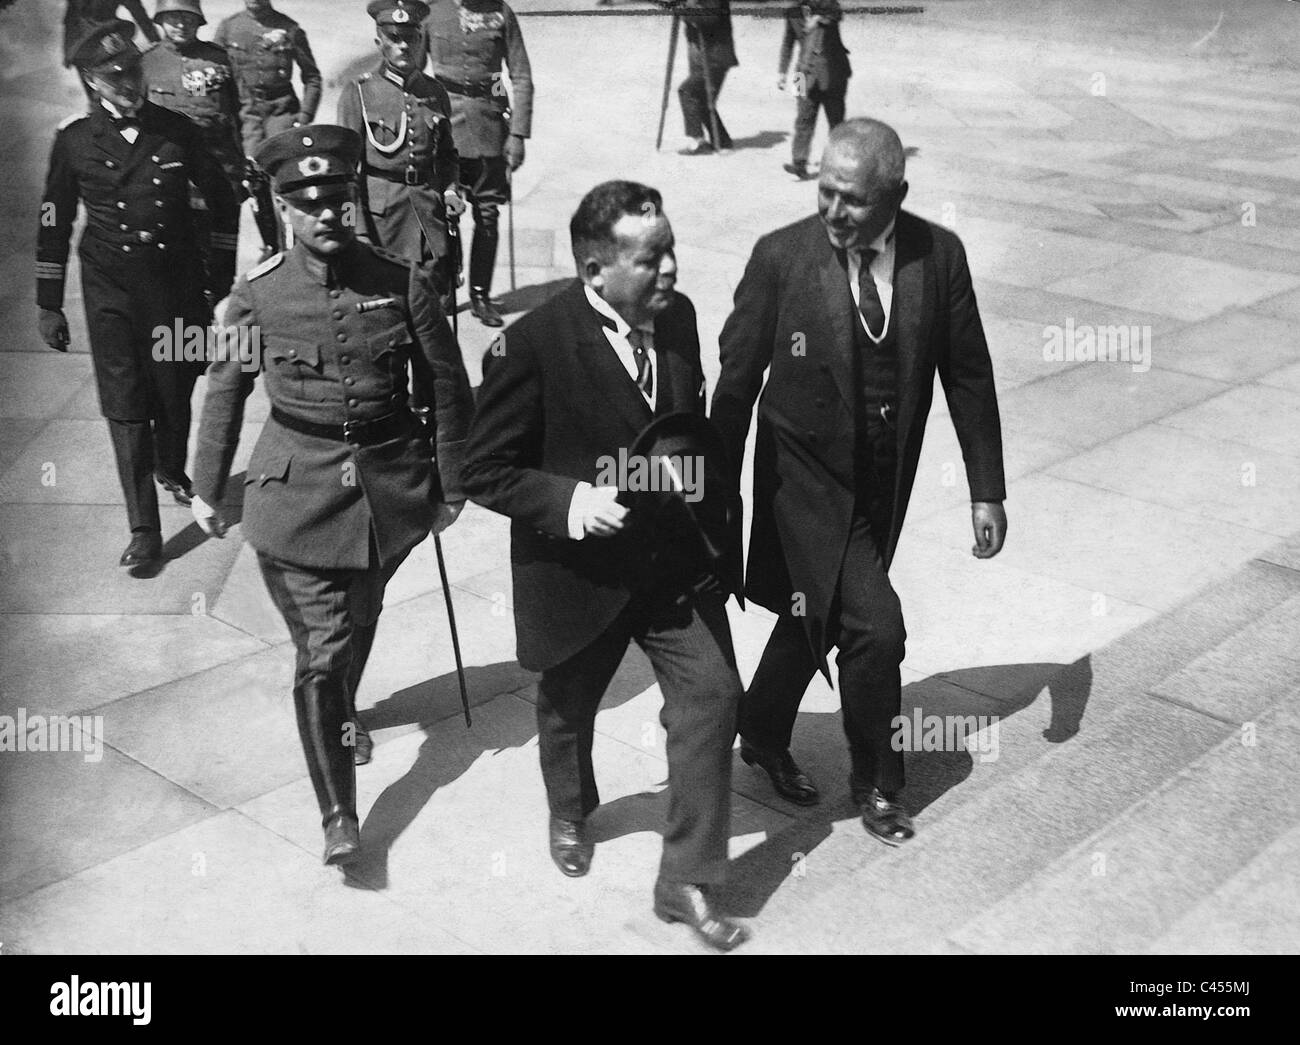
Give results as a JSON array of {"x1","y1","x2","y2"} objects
[{"x1": 298, "y1": 156, "x2": 329, "y2": 177}]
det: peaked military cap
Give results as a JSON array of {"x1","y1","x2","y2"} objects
[
  {"x1": 67, "y1": 20, "x2": 144, "y2": 74},
  {"x1": 366, "y1": 0, "x2": 432, "y2": 26},
  {"x1": 255, "y1": 125, "x2": 363, "y2": 203}
]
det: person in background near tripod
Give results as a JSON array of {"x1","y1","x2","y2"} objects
[
  {"x1": 778, "y1": 0, "x2": 850, "y2": 180},
  {"x1": 189, "y1": 124, "x2": 473, "y2": 866},
  {"x1": 676, "y1": 0, "x2": 737, "y2": 155}
]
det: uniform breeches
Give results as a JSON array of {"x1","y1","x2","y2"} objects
[{"x1": 459, "y1": 156, "x2": 509, "y2": 293}]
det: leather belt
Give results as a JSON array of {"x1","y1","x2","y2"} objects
[
  {"x1": 271, "y1": 406, "x2": 416, "y2": 447},
  {"x1": 365, "y1": 166, "x2": 431, "y2": 187},
  {"x1": 249, "y1": 84, "x2": 295, "y2": 101},
  {"x1": 435, "y1": 75, "x2": 494, "y2": 99}
]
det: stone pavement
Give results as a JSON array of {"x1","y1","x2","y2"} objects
[{"x1": 0, "y1": 0, "x2": 1298, "y2": 954}]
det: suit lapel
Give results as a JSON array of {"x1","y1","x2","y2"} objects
[
  {"x1": 90, "y1": 109, "x2": 133, "y2": 169},
  {"x1": 563, "y1": 282, "x2": 653, "y2": 437},
  {"x1": 891, "y1": 212, "x2": 928, "y2": 458}
]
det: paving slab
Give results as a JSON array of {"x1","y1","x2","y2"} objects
[{"x1": 1159, "y1": 383, "x2": 1300, "y2": 457}]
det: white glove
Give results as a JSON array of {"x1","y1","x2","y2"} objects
[{"x1": 191, "y1": 493, "x2": 227, "y2": 538}]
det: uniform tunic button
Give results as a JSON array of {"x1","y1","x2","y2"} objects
[
  {"x1": 339, "y1": 355, "x2": 350, "y2": 364},
  {"x1": 332, "y1": 310, "x2": 344, "y2": 319},
  {"x1": 123, "y1": 244, "x2": 132, "y2": 252},
  {"x1": 348, "y1": 397, "x2": 359, "y2": 407},
  {"x1": 105, "y1": 160, "x2": 116, "y2": 169},
  {"x1": 155, "y1": 200, "x2": 165, "y2": 208},
  {"x1": 344, "y1": 377, "x2": 355, "y2": 386},
  {"x1": 336, "y1": 333, "x2": 347, "y2": 342},
  {"x1": 288, "y1": 349, "x2": 297, "y2": 357},
  {"x1": 116, "y1": 201, "x2": 126, "y2": 209},
  {"x1": 120, "y1": 223, "x2": 128, "y2": 231},
  {"x1": 388, "y1": 337, "x2": 397, "y2": 346},
  {"x1": 329, "y1": 290, "x2": 340, "y2": 298}
]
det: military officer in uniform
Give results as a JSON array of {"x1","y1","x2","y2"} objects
[
  {"x1": 142, "y1": 0, "x2": 283, "y2": 258},
  {"x1": 189, "y1": 125, "x2": 474, "y2": 866},
  {"x1": 214, "y1": 0, "x2": 322, "y2": 151},
  {"x1": 215, "y1": 0, "x2": 323, "y2": 254},
  {"x1": 37, "y1": 21, "x2": 238, "y2": 566},
  {"x1": 425, "y1": 0, "x2": 533, "y2": 327},
  {"x1": 339, "y1": 0, "x2": 464, "y2": 303}
]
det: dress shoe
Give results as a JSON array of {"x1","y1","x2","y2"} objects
[
  {"x1": 351, "y1": 719, "x2": 373, "y2": 766},
  {"x1": 855, "y1": 783, "x2": 915, "y2": 847},
  {"x1": 322, "y1": 811, "x2": 361, "y2": 865},
  {"x1": 469, "y1": 290, "x2": 504, "y2": 327},
  {"x1": 548, "y1": 815, "x2": 593, "y2": 877},
  {"x1": 739, "y1": 739, "x2": 820, "y2": 805},
  {"x1": 782, "y1": 161, "x2": 814, "y2": 180},
  {"x1": 653, "y1": 881, "x2": 749, "y2": 952},
  {"x1": 154, "y1": 470, "x2": 193, "y2": 506},
  {"x1": 119, "y1": 530, "x2": 163, "y2": 567},
  {"x1": 678, "y1": 140, "x2": 715, "y2": 156}
]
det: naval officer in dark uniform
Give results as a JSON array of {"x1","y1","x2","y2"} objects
[
  {"x1": 338, "y1": 0, "x2": 464, "y2": 300},
  {"x1": 425, "y1": 0, "x2": 533, "y2": 327},
  {"x1": 37, "y1": 20, "x2": 238, "y2": 567},
  {"x1": 190, "y1": 125, "x2": 474, "y2": 866}
]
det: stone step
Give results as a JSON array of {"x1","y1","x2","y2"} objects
[{"x1": 947, "y1": 696, "x2": 1300, "y2": 953}]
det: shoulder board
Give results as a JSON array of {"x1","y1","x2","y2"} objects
[
  {"x1": 247, "y1": 252, "x2": 285, "y2": 281},
  {"x1": 357, "y1": 71, "x2": 372, "y2": 83},
  {"x1": 57, "y1": 112, "x2": 89, "y2": 131}
]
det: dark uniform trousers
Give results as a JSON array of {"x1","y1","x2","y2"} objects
[
  {"x1": 539, "y1": 588, "x2": 742, "y2": 886},
  {"x1": 457, "y1": 155, "x2": 509, "y2": 293},
  {"x1": 37, "y1": 103, "x2": 237, "y2": 535},
  {"x1": 739, "y1": 308, "x2": 907, "y2": 794}
]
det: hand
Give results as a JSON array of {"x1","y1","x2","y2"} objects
[
  {"x1": 576, "y1": 484, "x2": 628, "y2": 538},
  {"x1": 971, "y1": 500, "x2": 1007, "y2": 559},
  {"x1": 38, "y1": 309, "x2": 70, "y2": 351},
  {"x1": 192, "y1": 493, "x2": 227, "y2": 538},
  {"x1": 431, "y1": 499, "x2": 465, "y2": 535},
  {"x1": 443, "y1": 189, "x2": 467, "y2": 218},
  {"x1": 503, "y1": 134, "x2": 525, "y2": 171}
]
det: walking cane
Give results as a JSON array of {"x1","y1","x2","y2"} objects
[
  {"x1": 435, "y1": 533, "x2": 472, "y2": 728},
  {"x1": 507, "y1": 166, "x2": 517, "y2": 293},
  {"x1": 655, "y1": 12, "x2": 681, "y2": 150}
]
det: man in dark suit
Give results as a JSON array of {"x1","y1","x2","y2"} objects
[
  {"x1": 462, "y1": 181, "x2": 750, "y2": 951},
  {"x1": 37, "y1": 20, "x2": 238, "y2": 567},
  {"x1": 189, "y1": 125, "x2": 474, "y2": 867},
  {"x1": 711, "y1": 118, "x2": 1008, "y2": 844},
  {"x1": 777, "y1": 0, "x2": 850, "y2": 179},
  {"x1": 675, "y1": 0, "x2": 738, "y2": 155}
]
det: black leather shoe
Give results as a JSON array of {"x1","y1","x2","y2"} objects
[
  {"x1": 653, "y1": 881, "x2": 750, "y2": 952},
  {"x1": 740, "y1": 739, "x2": 820, "y2": 805},
  {"x1": 323, "y1": 811, "x2": 361, "y2": 865},
  {"x1": 119, "y1": 530, "x2": 163, "y2": 567},
  {"x1": 783, "y1": 161, "x2": 814, "y2": 180},
  {"x1": 154, "y1": 470, "x2": 193, "y2": 506},
  {"x1": 469, "y1": 290, "x2": 504, "y2": 327},
  {"x1": 351, "y1": 719, "x2": 373, "y2": 767},
  {"x1": 856, "y1": 784, "x2": 915, "y2": 847},
  {"x1": 548, "y1": 815, "x2": 592, "y2": 877}
]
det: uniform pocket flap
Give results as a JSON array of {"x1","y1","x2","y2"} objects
[
  {"x1": 266, "y1": 337, "x2": 320, "y2": 367},
  {"x1": 368, "y1": 322, "x2": 410, "y2": 358},
  {"x1": 244, "y1": 456, "x2": 292, "y2": 486}
]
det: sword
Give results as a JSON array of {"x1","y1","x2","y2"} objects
[
  {"x1": 444, "y1": 198, "x2": 461, "y2": 336},
  {"x1": 507, "y1": 166, "x2": 517, "y2": 293},
  {"x1": 435, "y1": 533, "x2": 472, "y2": 728}
]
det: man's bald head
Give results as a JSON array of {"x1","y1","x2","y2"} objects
[{"x1": 818, "y1": 118, "x2": 909, "y2": 251}]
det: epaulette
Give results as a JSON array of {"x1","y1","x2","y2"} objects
[
  {"x1": 57, "y1": 112, "x2": 89, "y2": 131},
  {"x1": 357, "y1": 71, "x2": 372, "y2": 83},
  {"x1": 247, "y1": 252, "x2": 285, "y2": 280}
]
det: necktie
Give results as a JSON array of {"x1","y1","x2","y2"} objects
[
  {"x1": 627, "y1": 326, "x2": 654, "y2": 400},
  {"x1": 857, "y1": 248, "x2": 886, "y2": 338}
]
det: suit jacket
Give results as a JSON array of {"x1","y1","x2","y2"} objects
[
  {"x1": 193, "y1": 241, "x2": 474, "y2": 571},
  {"x1": 778, "y1": 1, "x2": 851, "y2": 91},
  {"x1": 461, "y1": 280, "x2": 709, "y2": 672},
  {"x1": 711, "y1": 211, "x2": 1005, "y2": 667},
  {"x1": 680, "y1": 0, "x2": 739, "y2": 72}
]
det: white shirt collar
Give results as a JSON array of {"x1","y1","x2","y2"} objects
[{"x1": 583, "y1": 285, "x2": 652, "y2": 339}]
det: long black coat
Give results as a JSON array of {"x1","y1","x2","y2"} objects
[
  {"x1": 711, "y1": 211, "x2": 1006, "y2": 670},
  {"x1": 461, "y1": 280, "x2": 709, "y2": 672}
]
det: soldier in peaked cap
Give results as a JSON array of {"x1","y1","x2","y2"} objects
[
  {"x1": 338, "y1": 0, "x2": 464, "y2": 303},
  {"x1": 190, "y1": 125, "x2": 474, "y2": 868},
  {"x1": 37, "y1": 20, "x2": 239, "y2": 568}
]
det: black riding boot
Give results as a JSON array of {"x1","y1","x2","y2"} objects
[
  {"x1": 293, "y1": 674, "x2": 360, "y2": 865},
  {"x1": 345, "y1": 621, "x2": 378, "y2": 766}
]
